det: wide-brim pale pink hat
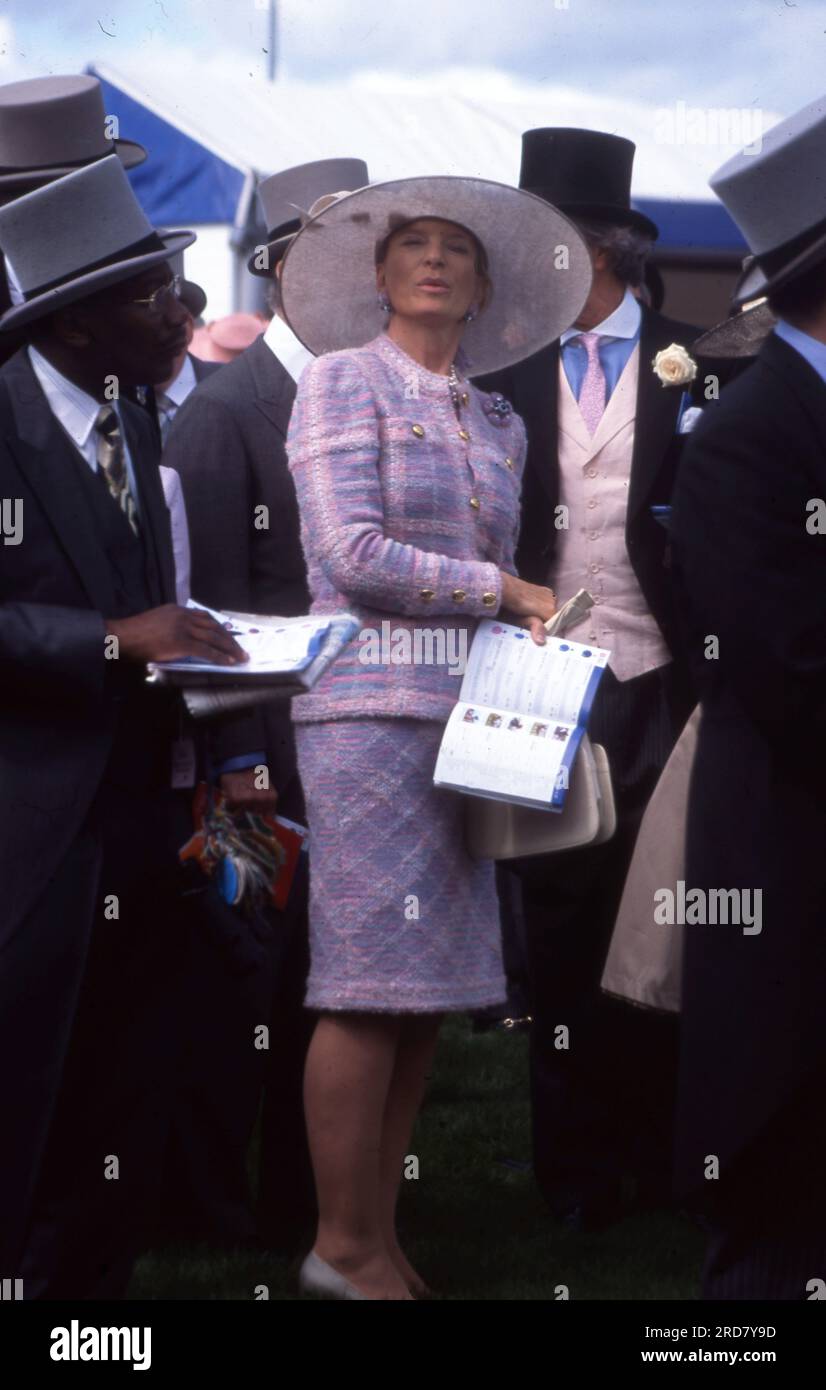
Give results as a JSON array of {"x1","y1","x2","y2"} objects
[{"x1": 280, "y1": 175, "x2": 593, "y2": 375}]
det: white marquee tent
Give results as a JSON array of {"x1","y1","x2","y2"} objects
[{"x1": 90, "y1": 60, "x2": 769, "y2": 318}]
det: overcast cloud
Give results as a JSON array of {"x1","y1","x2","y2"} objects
[{"x1": 0, "y1": 0, "x2": 822, "y2": 120}]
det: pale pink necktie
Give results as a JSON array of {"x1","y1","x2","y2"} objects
[{"x1": 576, "y1": 331, "x2": 606, "y2": 436}]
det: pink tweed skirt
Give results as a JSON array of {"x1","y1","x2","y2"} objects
[{"x1": 294, "y1": 718, "x2": 506, "y2": 1013}]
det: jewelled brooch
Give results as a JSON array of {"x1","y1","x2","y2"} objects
[{"x1": 483, "y1": 392, "x2": 513, "y2": 426}]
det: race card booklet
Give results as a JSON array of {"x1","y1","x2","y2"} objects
[
  {"x1": 433, "y1": 618, "x2": 609, "y2": 810},
  {"x1": 148, "y1": 601, "x2": 359, "y2": 697}
]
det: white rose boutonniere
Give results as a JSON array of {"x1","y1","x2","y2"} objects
[{"x1": 652, "y1": 343, "x2": 698, "y2": 387}]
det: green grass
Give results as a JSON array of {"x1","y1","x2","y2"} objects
[{"x1": 129, "y1": 1016, "x2": 703, "y2": 1300}]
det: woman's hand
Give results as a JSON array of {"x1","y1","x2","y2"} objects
[{"x1": 499, "y1": 572, "x2": 557, "y2": 646}]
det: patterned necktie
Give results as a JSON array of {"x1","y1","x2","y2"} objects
[
  {"x1": 156, "y1": 392, "x2": 175, "y2": 445},
  {"x1": 576, "y1": 331, "x2": 607, "y2": 436},
  {"x1": 95, "y1": 404, "x2": 138, "y2": 536}
]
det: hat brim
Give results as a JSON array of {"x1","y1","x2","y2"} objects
[
  {"x1": 0, "y1": 229, "x2": 196, "y2": 333},
  {"x1": 734, "y1": 228, "x2": 826, "y2": 306},
  {"x1": 694, "y1": 299, "x2": 776, "y2": 359},
  {"x1": 247, "y1": 233, "x2": 291, "y2": 277},
  {"x1": 280, "y1": 176, "x2": 593, "y2": 376},
  {"x1": 0, "y1": 138, "x2": 148, "y2": 190},
  {"x1": 525, "y1": 194, "x2": 658, "y2": 240}
]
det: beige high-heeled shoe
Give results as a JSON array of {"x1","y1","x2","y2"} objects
[{"x1": 298, "y1": 1251, "x2": 368, "y2": 1301}]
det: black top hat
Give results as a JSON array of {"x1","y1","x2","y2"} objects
[{"x1": 519, "y1": 128, "x2": 658, "y2": 240}]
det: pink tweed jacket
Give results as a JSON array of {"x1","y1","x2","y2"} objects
[{"x1": 287, "y1": 332, "x2": 527, "y2": 722}]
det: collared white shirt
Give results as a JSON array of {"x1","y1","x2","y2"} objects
[
  {"x1": 263, "y1": 312, "x2": 314, "y2": 382},
  {"x1": 28, "y1": 344, "x2": 141, "y2": 515},
  {"x1": 157, "y1": 351, "x2": 197, "y2": 439},
  {"x1": 560, "y1": 284, "x2": 642, "y2": 348}
]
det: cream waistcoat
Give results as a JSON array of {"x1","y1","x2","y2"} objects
[{"x1": 549, "y1": 344, "x2": 671, "y2": 681}]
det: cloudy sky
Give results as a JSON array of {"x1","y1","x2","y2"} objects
[{"x1": 0, "y1": 0, "x2": 823, "y2": 118}]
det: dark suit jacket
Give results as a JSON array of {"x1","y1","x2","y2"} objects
[
  {"x1": 191, "y1": 353, "x2": 222, "y2": 385},
  {"x1": 479, "y1": 306, "x2": 699, "y2": 681},
  {"x1": 123, "y1": 357, "x2": 220, "y2": 445},
  {"x1": 0, "y1": 347, "x2": 182, "y2": 1269},
  {"x1": 162, "y1": 333, "x2": 309, "y2": 807},
  {"x1": 0, "y1": 348, "x2": 176, "y2": 942},
  {"x1": 671, "y1": 332, "x2": 826, "y2": 1196}
]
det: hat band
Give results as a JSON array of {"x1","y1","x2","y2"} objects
[
  {"x1": 265, "y1": 216, "x2": 302, "y2": 243},
  {"x1": 756, "y1": 214, "x2": 826, "y2": 280},
  {"x1": 22, "y1": 230, "x2": 167, "y2": 301},
  {"x1": 0, "y1": 142, "x2": 118, "y2": 176}
]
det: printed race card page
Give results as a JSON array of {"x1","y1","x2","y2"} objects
[{"x1": 433, "y1": 619, "x2": 609, "y2": 810}]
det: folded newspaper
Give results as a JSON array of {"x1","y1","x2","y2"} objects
[
  {"x1": 148, "y1": 602, "x2": 359, "y2": 719},
  {"x1": 433, "y1": 591, "x2": 608, "y2": 810}
]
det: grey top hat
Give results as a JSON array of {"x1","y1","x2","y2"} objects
[
  {"x1": 0, "y1": 155, "x2": 194, "y2": 333},
  {"x1": 247, "y1": 157, "x2": 369, "y2": 276},
  {"x1": 280, "y1": 175, "x2": 593, "y2": 375},
  {"x1": 0, "y1": 75, "x2": 146, "y2": 193},
  {"x1": 711, "y1": 94, "x2": 826, "y2": 304}
]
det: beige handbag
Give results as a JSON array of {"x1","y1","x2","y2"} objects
[{"x1": 465, "y1": 733, "x2": 616, "y2": 859}]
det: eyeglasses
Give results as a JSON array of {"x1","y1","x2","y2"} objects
[{"x1": 129, "y1": 274, "x2": 184, "y2": 315}]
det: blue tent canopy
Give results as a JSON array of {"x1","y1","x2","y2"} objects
[
  {"x1": 93, "y1": 71, "x2": 244, "y2": 225},
  {"x1": 634, "y1": 198, "x2": 746, "y2": 256}
]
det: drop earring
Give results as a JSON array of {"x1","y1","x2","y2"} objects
[
  {"x1": 463, "y1": 302, "x2": 479, "y2": 323},
  {"x1": 377, "y1": 291, "x2": 392, "y2": 314}
]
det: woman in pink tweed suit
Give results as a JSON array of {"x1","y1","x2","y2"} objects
[{"x1": 281, "y1": 176, "x2": 591, "y2": 1300}]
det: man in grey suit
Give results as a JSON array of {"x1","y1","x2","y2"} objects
[{"x1": 160, "y1": 158, "x2": 368, "y2": 1251}]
